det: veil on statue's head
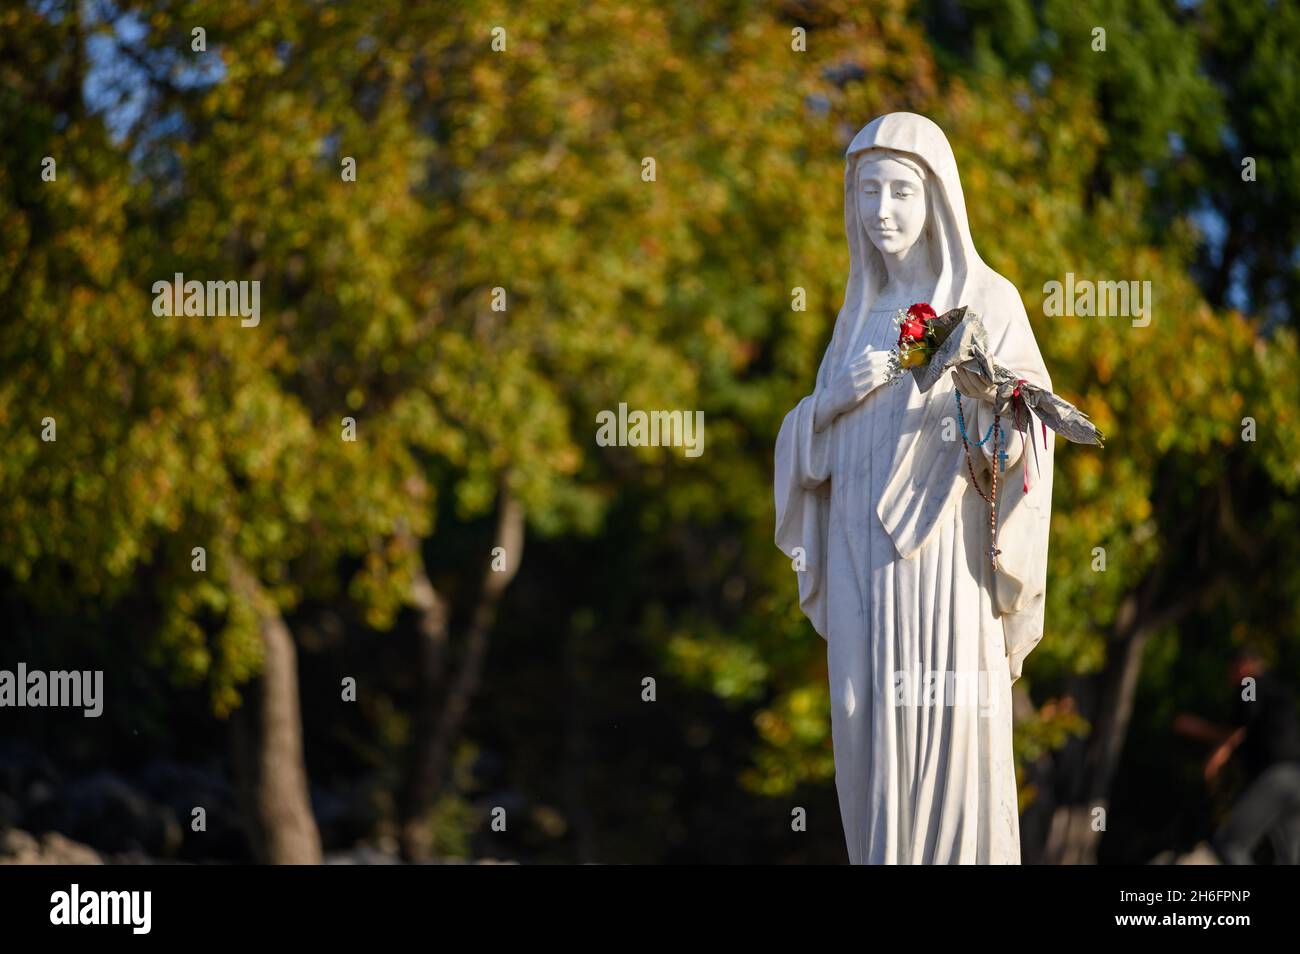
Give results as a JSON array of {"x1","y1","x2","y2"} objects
[{"x1": 819, "y1": 112, "x2": 988, "y2": 387}]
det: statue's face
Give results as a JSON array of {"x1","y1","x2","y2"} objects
[{"x1": 857, "y1": 156, "x2": 927, "y2": 256}]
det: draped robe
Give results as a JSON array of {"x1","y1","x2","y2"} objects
[{"x1": 773, "y1": 113, "x2": 1056, "y2": 864}]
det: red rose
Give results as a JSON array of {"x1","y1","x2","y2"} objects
[
  {"x1": 907, "y1": 302, "x2": 937, "y2": 323},
  {"x1": 898, "y1": 318, "x2": 926, "y2": 342}
]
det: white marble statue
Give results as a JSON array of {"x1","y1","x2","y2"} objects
[{"x1": 774, "y1": 112, "x2": 1056, "y2": 864}]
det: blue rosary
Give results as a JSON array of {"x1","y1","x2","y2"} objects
[{"x1": 955, "y1": 389, "x2": 1007, "y2": 470}]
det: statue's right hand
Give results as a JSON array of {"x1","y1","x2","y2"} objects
[{"x1": 814, "y1": 348, "x2": 893, "y2": 431}]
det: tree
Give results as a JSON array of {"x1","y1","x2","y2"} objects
[{"x1": 5, "y1": 0, "x2": 1297, "y2": 865}]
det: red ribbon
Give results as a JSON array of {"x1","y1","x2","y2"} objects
[
  {"x1": 1013, "y1": 379, "x2": 1030, "y2": 493},
  {"x1": 1021, "y1": 423, "x2": 1029, "y2": 493}
]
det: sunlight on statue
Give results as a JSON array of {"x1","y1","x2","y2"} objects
[{"x1": 774, "y1": 112, "x2": 1058, "y2": 864}]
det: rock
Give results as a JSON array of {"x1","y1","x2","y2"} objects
[
  {"x1": 1176, "y1": 841, "x2": 1222, "y2": 865},
  {"x1": 324, "y1": 844, "x2": 401, "y2": 864},
  {"x1": 0, "y1": 828, "x2": 102, "y2": 864},
  {"x1": 48, "y1": 772, "x2": 179, "y2": 856},
  {"x1": 0, "y1": 828, "x2": 39, "y2": 862}
]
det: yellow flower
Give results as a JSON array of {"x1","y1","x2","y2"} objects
[{"x1": 900, "y1": 346, "x2": 928, "y2": 369}]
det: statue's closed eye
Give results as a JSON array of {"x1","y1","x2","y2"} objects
[{"x1": 861, "y1": 186, "x2": 916, "y2": 197}]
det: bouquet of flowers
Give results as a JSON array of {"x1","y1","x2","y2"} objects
[
  {"x1": 886, "y1": 303, "x2": 1104, "y2": 449},
  {"x1": 885, "y1": 301, "x2": 1104, "y2": 570},
  {"x1": 889, "y1": 302, "x2": 943, "y2": 371}
]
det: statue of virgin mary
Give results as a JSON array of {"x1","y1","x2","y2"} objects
[{"x1": 774, "y1": 112, "x2": 1056, "y2": 864}]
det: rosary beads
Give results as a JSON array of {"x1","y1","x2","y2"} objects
[{"x1": 955, "y1": 390, "x2": 1003, "y2": 570}]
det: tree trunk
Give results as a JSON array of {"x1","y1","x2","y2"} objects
[
  {"x1": 1042, "y1": 625, "x2": 1149, "y2": 865},
  {"x1": 229, "y1": 558, "x2": 322, "y2": 864},
  {"x1": 399, "y1": 481, "x2": 524, "y2": 861},
  {"x1": 397, "y1": 545, "x2": 452, "y2": 860},
  {"x1": 1040, "y1": 568, "x2": 1227, "y2": 864}
]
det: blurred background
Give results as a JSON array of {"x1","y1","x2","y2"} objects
[{"x1": 1, "y1": 0, "x2": 1298, "y2": 864}]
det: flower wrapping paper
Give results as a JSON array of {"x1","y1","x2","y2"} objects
[{"x1": 911, "y1": 307, "x2": 1105, "y2": 447}]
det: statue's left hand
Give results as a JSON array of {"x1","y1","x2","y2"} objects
[{"x1": 951, "y1": 364, "x2": 998, "y2": 405}]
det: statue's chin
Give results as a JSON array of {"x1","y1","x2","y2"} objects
[{"x1": 867, "y1": 232, "x2": 920, "y2": 257}]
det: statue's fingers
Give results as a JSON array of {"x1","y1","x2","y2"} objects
[{"x1": 953, "y1": 367, "x2": 993, "y2": 397}]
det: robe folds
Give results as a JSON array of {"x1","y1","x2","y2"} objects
[{"x1": 773, "y1": 113, "x2": 1056, "y2": 864}]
